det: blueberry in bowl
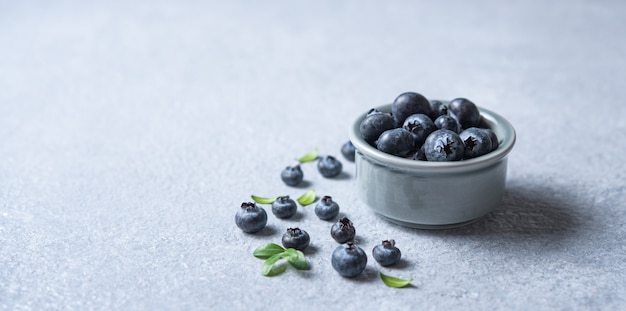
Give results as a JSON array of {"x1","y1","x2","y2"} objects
[{"x1": 348, "y1": 95, "x2": 516, "y2": 229}]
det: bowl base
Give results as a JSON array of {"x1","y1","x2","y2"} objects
[{"x1": 375, "y1": 213, "x2": 483, "y2": 230}]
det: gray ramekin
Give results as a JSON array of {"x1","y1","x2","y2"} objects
[{"x1": 348, "y1": 103, "x2": 516, "y2": 229}]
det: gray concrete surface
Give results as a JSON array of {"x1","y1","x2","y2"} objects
[{"x1": 1, "y1": 1, "x2": 625, "y2": 310}]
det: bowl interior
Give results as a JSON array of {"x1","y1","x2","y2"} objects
[{"x1": 348, "y1": 102, "x2": 516, "y2": 173}]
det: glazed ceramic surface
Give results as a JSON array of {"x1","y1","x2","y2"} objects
[{"x1": 349, "y1": 103, "x2": 516, "y2": 229}]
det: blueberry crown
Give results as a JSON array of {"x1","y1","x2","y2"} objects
[
  {"x1": 382, "y1": 240, "x2": 396, "y2": 247},
  {"x1": 286, "y1": 227, "x2": 302, "y2": 235},
  {"x1": 339, "y1": 217, "x2": 353, "y2": 228},
  {"x1": 241, "y1": 202, "x2": 256, "y2": 209}
]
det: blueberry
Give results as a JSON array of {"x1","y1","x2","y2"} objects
[
  {"x1": 314, "y1": 195, "x2": 340, "y2": 220},
  {"x1": 282, "y1": 227, "x2": 310, "y2": 251},
  {"x1": 331, "y1": 242, "x2": 368, "y2": 278},
  {"x1": 434, "y1": 115, "x2": 461, "y2": 133},
  {"x1": 460, "y1": 127, "x2": 493, "y2": 159},
  {"x1": 271, "y1": 195, "x2": 297, "y2": 219},
  {"x1": 367, "y1": 108, "x2": 385, "y2": 116},
  {"x1": 341, "y1": 141, "x2": 356, "y2": 162},
  {"x1": 391, "y1": 92, "x2": 431, "y2": 127},
  {"x1": 405, "y1": 145, "x2": 426, "y2": 161},
  {"x1": 402, "y1": 114, "x2": 436, "y2": 147},
  {"x1": 359, "y1": 110, "x2": 395, "y2": 144},
  {"x1": 375, "y1": 128, "x2": 415, "y2": 157},
  {"x1": 281, "y1": 165, "x2": 303, "y2": 186},
  {"x1": 317, "y1": 155, "x2": 343, "y2": 178},
  {"x1": 330, "y1": 217, "x2": 356, "y2": 244},
  {"x1": 423, "y1": 129, "x2": 464, "y2": 161},
  {"x1": 372, "y1": 240, "x2": 402, "y2": 266},
  {"x1": 448, "y1": 98, "x2": 480, "y2": 129},
  {"x1": 429, "y1": 100, "x2": 448, "y2": 120},
  {"x1": 482, "y1": 128, "x2": 499, "y2": 151},
  {"x1": 235, "y1": 202, "x2": 268, "y2": 233}
]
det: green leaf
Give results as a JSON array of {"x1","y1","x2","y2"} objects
[
  {"x1": 297, "y1": 148, "x2": 318, "y2": 163},
  {"x1": 251, "y1": 195, "x2": 277, "y2": 204},
  {"x1": 379, "y1": 272, "x2": 414, "y2": 288},
  {"x1": 253, "y1": 243, "x2": 285, "y2": 259},
  {"x1": 297, "y1": 189, "x2": 316, "y2": 206},
  {"x1": 262, "y1": 254, "x2": 287, "y2": 276},
  {"x1": 283, "y1": 248, "x2": 308, "y2": 270}
]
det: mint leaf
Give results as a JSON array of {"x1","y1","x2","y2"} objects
[
  {"x1": 297, "y1": 148, "x2": 318, "y2": 163},
  {"x1": 253, "y1": 243, "x2": 285, "y2": 259},
  {"x1": 251, "y1": 195, "x2": 277, "y2": 204},
  {"x1": 262, "y1": 254, "x2": 287, "y2": 276},
  {"x1": 297, "y1": 189, "x2": 316, "y2": 206},
  {"x1": 283, "y1": 248, "x2": 308, "y2": 270},
  {"x1": 255, "y1": 245, "x2": 309, "y2": 276},
  {"x1": 379, "y1": 272, "x2": 414, "y2": 288}
]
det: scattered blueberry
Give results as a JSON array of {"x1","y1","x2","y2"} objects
[
  {"x1": 448, "y1": 97, "x2": 480, "y2": 129},
  {"x1": 341, "y1": 141, "x2": 356, "y2": 162},
  {"x1": 429, "y1": 100, "x2": 448, "y2": 120},
  {"x1": 235, "y1": 202, "x2": 268, "y2": 233},
  {"x1": 314, "y1": 195, "x2": 340, "y2": 220},
  {"x1": 317, "y1": 155, "x2": 343, "y2": 178},
  {"x1": 460, "y1": 127, "x2": 493, "y2": 159},
  {"x1": 281, "y1": 165, "x2": 303, "y2": 186},
  {"x1": 423, "y1": 129, "x2": 465, "y2": 161},
  {"x1": 330, "y1": 217, "x2": 356, "y2": 244},
  {"x1": 282, "y1": 227, "x2": 310, "y2": 251},
  {"x1": 372, "y1": 240, "x2": 402, "y2": 266},
  {"x1": 375, "y1": 128, "x2": 415, "y2": 157},
  {"x1": 402, "y1": 113, "x2": 436, "y2": 146},
  {"x1": 359, "y1": 110, "x2": 395, "y2": 144},
  {"x1": 391, "y1": 92, "x2": 431, "y2": 127},
  {"x1": 331, "y1": 242, "x2": 368, "y2": 278},
  {"x1": 434, "y1": 114, "x2": 461, "y2": 133},
  {"x1": 271, "y1": 195, "x2": 297, "y2": 219}
]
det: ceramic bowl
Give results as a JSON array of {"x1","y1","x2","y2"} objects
[{"x1": 348, "y1": 102, "x2": 516, "y2": 229}]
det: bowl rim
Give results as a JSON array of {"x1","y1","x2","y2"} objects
[{"x1": 348, "y1": 101, "x2": 516, "y2": 172}]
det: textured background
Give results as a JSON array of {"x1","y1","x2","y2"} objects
[{"x1": 1, "y1": 1, "x2": 625, "y2": 310}]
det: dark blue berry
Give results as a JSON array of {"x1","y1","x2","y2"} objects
[
  {"x1": 282, "y1": 227, "x2": 310, "y2": 251},
  {"x1": 429, "y1": 100, "x2": 448, "y2": 120},
  {"x1": 359, "y1": 110, "x2": 395, "y2": 144},
  {"x1": 402, "y1": 114, "x2": 436, "y2": 147},
  {"x1": 406, "y1": 145, "x2": 426, "y2": 161},
  {"x1": 281, "y1": 165, "x2": 303, "y2": 186},
  {"x1": 391, "y1": 92, "x2": 431, "y2": 127},
  {"x1": 482, "y1": 128, "x2": 499, "y2": 151},
  {"x1": 315, "y1": 195, "x2": 340, "y2": 220},
  {"x1": 331, "y1": 242, "x2": 367, "y2": 278},
  {"x1": 372, "y1": 240, "x2": 402, "y2": 266},
  {"x1": 434, "y1": 115, "x2": 461, "y2": 133},
  {"x1": 331, "y1": 217, "x2": 356, "y2": 244},
  {"x1": 460, "y1": 127, "x2": 493, "y2": 159},
  {"x1": 341, "y1": 141, "x2": 356, "y2": 162},
  {"x1": 448, "y1": 98, "x2": 480, "y2": 129},
  {"x1": 367, "y1": 108, "x2": 385, "y2": 116},
  {"x1": 271, "y1": 195, "x2": 297, "y2": 219},
  {"x1": 235, "y1": 202, "x2": 268, "y2": 233},
  {"x1": 375, "y1": 128, "x2": 415, "y2": 157},
  {"x1": 317, "y1": 155, "x2": 342, "y2": 178},
  {"x1": 423, "y1": 129, "x2": 464, "y2": 161}
]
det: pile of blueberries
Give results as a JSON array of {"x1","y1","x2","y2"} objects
[
  {"x1": 360, "y1": 92, "x2": 499, "y2": 161},
  {"x1": 235, "y1": 196, "x2": 403, "y2": 277},
  {"x1": 236, "y1": 146, "x2": 404, "y2": 278}
]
